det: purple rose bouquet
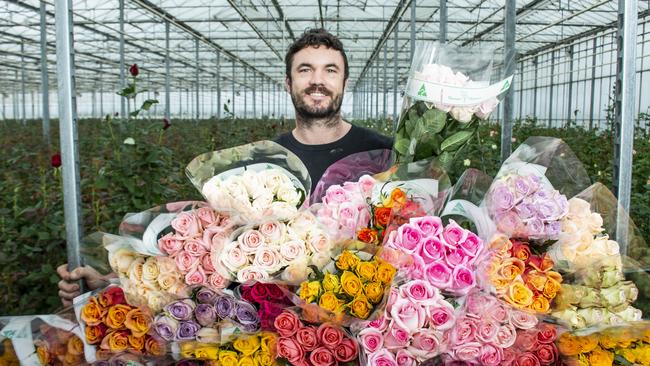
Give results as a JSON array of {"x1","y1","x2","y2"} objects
[
  {"x1": 486, "y1": 174, "x2": 568, "y2": 242},
  {"x1": 152, "y1": 287, "x2": 260, "y2": 343}
]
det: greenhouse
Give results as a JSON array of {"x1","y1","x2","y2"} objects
[{"x1": 1, "y1": 0, "x2": 649, "y2": 365}]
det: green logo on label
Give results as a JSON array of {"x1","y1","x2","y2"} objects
[
  {"x1": 418, "y1": 84, "x2": 427, "y2": 97},
  {"x1": 2, "y1": 330, "x2": 15, "y2": 338},
  {"x1": 500, "y1": 79, "x2": 511, "y2": 92}
]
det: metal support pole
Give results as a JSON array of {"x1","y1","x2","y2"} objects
[
  {"x1": 533, "y1": 57, "x2": 538, "y2": 118},
  {"x1": 31, "y1": 91, "x2": 35, "y2": 120},
  {"x1": 548, "y1": 51, "x2": 555, "y2": 127},
  {"x1": 252, "y1": 73, "x2": 256, "y2": 118},
  {"x1": 393, "y1": 26, "x2": 398, "y2": 125},
  {"x1": 231, "y1": 60, "x2": 235, "y2": 116},
  {"x1": 244, "y1": 68, "x2": 248, "y2": 118},
  {"x1": 566, "y1": 45, "x2": 574, "y2": 124},
  {"x1": 21, "y1": 42, "x2": 26, "y2": 124},
  {"x1": 518, "y1": 62, "x2": 523, "y2": 120},
  {"x1": 216, "y1": 52, "x2": 221, "y2": 119},
  {"x1": 410, "y1": 0, "x2": 416, "y2": 62},
  {"x1": 375, "y1": 65, "x2": 380, "y2": 119},
  {"x1": 40, "y1": 0, "x2": 50, "y2": 145},
  {"x1": 92, "y1": 90, "x2": 96, "y2": 118},
  {"x1": 383, "y1": 44, "x2": 387, "y2": 120},
  {"x1": 613, "y1": 0, "x2": 638, "y2": 248},
  {"x1": 589, "y1": 38, "x2": 597, "y2": 129},
  {"x1": 54, "y1": 0, "x2": 83, "y2": 270},
  {"x1": 119, "y1": 0, "x2": 125, "y2": 119},
  {"x1": 99, "y1": 64, "x2": 103, "y2": 117},
  {"x1": 195, "y1": 38, "x2": 199, "y2": 120},
  {"x1": 500, "y1": 0, "x2": 515, "y2": 162},
  {"x1": 273, "y1": 83, "x2": 277, "y2": 118},
  {"x1": 439, "y1": 0, "x2": 447, "y2": 43},
  {"x1": 165, "y1": 21, "x2": 170, "y2": 120}
]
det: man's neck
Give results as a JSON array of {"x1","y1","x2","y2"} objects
[{"x1": 292, "y1": 115, "x2": 352, "y2": 145}]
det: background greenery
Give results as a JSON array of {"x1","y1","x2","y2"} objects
[{"x1": 0, "y1": 115, "x2": 648, "y2": 315}]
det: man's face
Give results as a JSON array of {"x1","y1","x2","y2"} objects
[{"x1": 286, "y1": 46, "x2": 347, "y2": 121}]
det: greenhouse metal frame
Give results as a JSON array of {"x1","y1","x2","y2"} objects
[{"x1": 0, "y1": 0, "x2": 646, "y2": 263}]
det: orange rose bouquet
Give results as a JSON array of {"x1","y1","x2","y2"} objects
[
  {"x1": 74, "y1": 286, "x2": 165, "y2": 362},
  {"x1": 0, "y1": 338, "x2": 19, "y2": 366},
  {"x1": 486, "y1": 235, "x2": 563, "y2": 314},
  {"x1": 33, "y1": 323, "x2": 84, "y2": 366}
]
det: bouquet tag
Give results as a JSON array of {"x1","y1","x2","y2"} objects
[{"x1": 406, "y1": 75, "x2": 513, "y2": 106}]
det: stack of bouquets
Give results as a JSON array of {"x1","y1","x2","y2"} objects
[
  {"x1": 384, "y1": 216, "x2": 484, "y2": 296},
  {"x1": 75, "y1": 286, "x2": 165, "y2": 358},
  {"x1": 314, "y1": 174, "x2": 376, "y2": 241},
  {"x1": 214, "y1": 211, "x2": 333, "y2": 284},
  {"x1": 177, "y1": 332, "x2": 278, "y2": 365},
  {"x1": 394, "y1": 41, "x2": 510, "y2": 172},
  {"x1": 546, "y1": 197, "x2": 642, "y2": 329},
  {"x1": 274, "y1": 309, "x2": 359, "y2": 365},
  {"x1": 237, "y1": 282, "x2": 295, "y2": 332},
  {"x1": 153, "y1": 287, "x2": 260, "y2": 344},
  {"x1": 34, "y1": 324, "x2": 84, "y2": 366},
  {"x1": 354, "y1": 279, "x2": 456, "y2": 364},
  {"x1": 298, "y1": 246, "x2": 397, "y2": 322},
  {"x1": 558, "y1": 321, "x2": 650, "y2": 365},
  {"x1": 486, "y1": 234, "x2": 562, "y2": 313},
  {"x1": 486, "y1": 173, "x2": 568, "y2": 241}
]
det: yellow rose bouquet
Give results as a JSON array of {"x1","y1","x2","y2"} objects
[
  {"x1": 177, "y1": 332, "x2": 278, "y2": 365},
  {"x1": 296, "y1": 244, "x2": 396, "y2": 324},
  {"x1": 0, "y1": 338, "x2": 19, "y2": 366},
  {"x1": 558, "y1": 321, "x2": 650, "y2": 366}
]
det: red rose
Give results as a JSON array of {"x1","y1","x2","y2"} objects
[
  {"x1": 259, "y1": 302, "x2": 284, "y2": 331},
  {"x1": 514, "y1": 352, "x2": 541, "y2": 366},
  {"x1": 51, "y1": 153, "x2": 62, "y2": 168},
  {"x1": 273, "y1": 311, "x2": 301, "y2": 338},
  {"x1": 162, "y1": 118, "x2": 171, "y2": 130},
  {"x1": 239, "y1": 285, "x2": 254, "y2": 303},
  {"x1": 317, "y1": 323, "x2": 344, "y2": 350},
  {"x1": 250, "y1": 282, "x2": 270, "y2": 302},
  {"x1": 536, "y1": 323, "x2": 557, "y2": 344},
  {"x1": 309, "y1": 346, "x2": 336, "y2": 366},
  {"x1": 277, "y1": 337, "x2": 304, "y2": 363},
  {"x1": 99, "y1": 287, "x2": 126, "y2": 307},
  {"x1": 333, "y1": 337, "x2": 358, "y2": 362},
  {"x1": 295, "y1": 326, "x2": 319, "y2": 352},
  {"x1": 535, "y1": 344, "x2": 558, "y2": 365},
  {"x1": 129, "y1": 63, "x2": 139, "y2": 77},
  {"x1": 266, "y1": 283, "x2": 286, "y2": 301}
]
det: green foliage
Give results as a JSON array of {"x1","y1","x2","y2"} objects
[{"x1": 0, "y1": 117, "x2": 289, "y2": 316}]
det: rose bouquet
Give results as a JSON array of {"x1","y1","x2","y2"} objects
[
  {"x1": 74, "y1": 286, "x2": 165, "y2": 359},
  {"x1": 394, "y1": 42, "x2": 511, "y2": 176},
  {"x1": 0, "y1": 338, "x2": 19, "y2": 366},
  {"x1": 486, "y1": 173, "x2": 568, "y2": 242},
  {"x1": 355, "y1": 279, "x2": 455, "y2": 364},
  {"x1": 108, "y1": 248, "x2": 190, "y2": 312},
  {"x1": 34, "y1": 324, "x2": 85, "y2": 366},
  {"x1": 486, "y1": 234, "x2": 562, "y2": 313},
  {"x1": 383, "y1": 216, "x2": 484, "y2": 296},
  {"x1": 237, "y1": 283, "x2": 295, "y2": 332},
  {"x1": 274, "y1": 310, "x2": 359, "y2": 365},
  {"x1": 314, "y1": 175, "x2": 376, "y2": 241},
  {"x1": 214, "y1": 211, "x2": 334, "y2": 284},
  {"x1": 558, "y1": 321, "x2": 650, "y2": 366},
  {"x1": 177, "y1": 332, "x2": 278, "y2": 364},
  {"x1": 443, "y1": 291, "x2": 560, "y2": 366},
  {"x1": 153, "y1": 287, "x2": 260, "y2": 343},
  {"x1": 297, "y1": 247, "x2": 396, "y2": 322},
  {"x1": 157, "y1": 207, "x2": 234, "y2": 290}
]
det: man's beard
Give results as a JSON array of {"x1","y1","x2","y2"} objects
[{"x1": 290, "y1": 83, "x2": 343, "y2": 126}]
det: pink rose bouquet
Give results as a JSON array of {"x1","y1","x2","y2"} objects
[{"x1": 384, "y1": 216, "x2": 484, "y2": 296}]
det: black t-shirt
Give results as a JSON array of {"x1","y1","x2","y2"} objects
[{"x1": 275, "y1": 124, "x2": 393, "y2": 192}]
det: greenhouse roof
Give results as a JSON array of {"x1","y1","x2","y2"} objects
[{"x1": 0, "y1": 0, "x2": 648, "y2": 95}]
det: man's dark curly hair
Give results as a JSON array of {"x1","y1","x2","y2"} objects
[{"x1": 285, "y1": 28, "x2": 349, "y2": 81}]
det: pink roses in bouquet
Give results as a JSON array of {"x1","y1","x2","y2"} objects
[
  {"x1": 158, "y1": 207, "x2": 234, "y2": 290},
  {"x1": 384, "y1": 216, "x2": 484, "y2": 296},
  {"x1": 357, "y1": 279, "x2": 455, "y2": 364},
  {"x1": 274, "y1": 310, "x2": 359, "y2": 366}
]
